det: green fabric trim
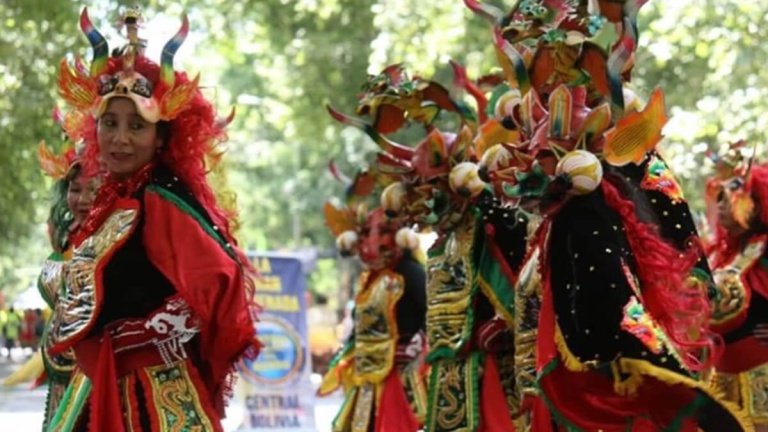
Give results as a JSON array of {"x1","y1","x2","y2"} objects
[
  {"x1": 759, "y1": 256, "x2": 768, "y2": 271},
  {"x1": 469, "y1": 351, "x2": 481, "y2": 431},
  {"x1": 427, "y1": 345, "x2": 461, "y2": 363},
  {"x1": 477, "y1": 239, "x2": 515, "y2": 318},
  {"x1": 662, "y1": 393, "x2": 707, "y2": 432},
  {"x1": 426, "y1": 215, "x2": 480, "y2": 362},
  {"x1": 425, "y1": 356, "x2": 441, "y2": 430},
  {"x1": 328, "y1": 336, "x2": 355, "y2": 369},
  {"x1": 43, "y1": 382, "x2": 54, "y2": 431},
  {"x1": 426, "y1": 353, "x2": 482, "y2": 432},
  {"x1": 535, "y1": 358, "x2": 583, "y2": 432},
  {"x1": 536, "y1": 358, "x2": 706, "y2": 431},
  {"x1": 47, "y1": 375, "x2": 92, "y2": 432},
  {"x1": 145, "y1": 186, "x2": 237, "y2": 261},
  {"x1": 331, "y1": 386, "x2": 357, "y2": 432}
]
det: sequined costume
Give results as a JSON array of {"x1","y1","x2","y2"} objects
[
  {"x1": 16, "y1": 109, "x2": 94, "y2": 430},
  {"x1": 465, "y1": 0, "x2": 751, "y2": 430},
  {"x1": 704, "y1": 142, "x2": 768, "y2": 429},
  {"x1": 318, "y1": 166, "x2": 428, "y2": 432},
  {"x1": 327, "y1": 64, "x2": 531, "y2": 431},
  {"x1": 46, "y1": 8, "x2": 259, "y2": 432}
]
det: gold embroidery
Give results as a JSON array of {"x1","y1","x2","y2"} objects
[
  {"x1": 48, "y1": 369, "x2": 91, "y2": 432},
  {"x1": 144, "y1": 361, "x2": 215, "y2": 432},
  {"x1": 401, "y1": 366, "x2": 428, "y2": 423},
  {"x1": 716, "y1": 364, "x2": 768, "y2": 425},
  {"x1": 428, "y1": 356, "x2": 479, "y2": 432},
  {"x1": 427, "y1": 218, "x2": 476, "y2": 355},
  {"x1": 39, "y1": 257, "x2": 65, "y2": 305},
  {"x1": 436, "y1": 362, "x2": 465, "y2": 430},
  {"x1": 741, "y1": 365, "x2": 768, "y2": 424},
  {"x1": 52, "y1": 208, "x2": 138, "y2": 347},
  {"x1": 354, "y1": 270, "x2": 404, "y2": 384},
  {"x1": 42, "y1": 323, "x2": 75, "y2": 377},
  {"x1": 39, "y1": 254, "x2": 77, "y2": 376},
  {"x1": 496, "y1": 352, "x2": 519, "y2": 413},
  {"x1": 332, "y1": 387, "x2": 358, "y2": 432},
  {"x1": 44, "y1": 381, "x2": 68, "y2": 430},
  {"x1": 351, "y1": 383, "x2": 374, "y2": 432},
  {"x1": 120, "y1": 375, "x2": 136, "y2": 432},
  {"x1": 709, "y1": 240, "x2": 765, "y2": 327},
  {"x1": 514, "y1": 246, "x2": 542, "y2": 402}
]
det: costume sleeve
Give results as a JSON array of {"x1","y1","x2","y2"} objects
[
  {"x1": 142, "y1": 186, "x2": 256, "y2": 389},
  {"x1": 395, "y1": 255, "x2": 427, "y2": 341},
  {"x1": 549, "y1": 194, "x2": 688, "y2": 374}
]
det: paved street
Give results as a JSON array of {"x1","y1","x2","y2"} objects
[
  {"x1": 0, "y1": 352, "x2": 48, "y2": 432},
  {"x1": 0, "y1": 350, "x2": 340, "y2": 432}
]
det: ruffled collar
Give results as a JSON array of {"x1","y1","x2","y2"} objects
[{"x1": 72, "y1": 163, "x2": 155, "y2": 246}]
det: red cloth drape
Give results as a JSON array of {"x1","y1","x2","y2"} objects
[
  {"x1": 143, "y1": 190, "x2": 257, "y2": 415},
  {"x1": 479, "y1": 354, "x2": 516, "y2": 432},
  {"x1": 374, "y1": 371, "x2": 420, "y2": 432}
]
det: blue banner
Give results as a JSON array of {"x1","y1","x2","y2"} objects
[{"x1": 234, "y1": 253, "x2": 315, "y2": 431}]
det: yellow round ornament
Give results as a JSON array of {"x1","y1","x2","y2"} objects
[
  {"x1": 555, "y1": 150, "x2": 603, "y2": 195},
  {"x1": 449, "y1": 162, "x2": 486, "y2": 198}
]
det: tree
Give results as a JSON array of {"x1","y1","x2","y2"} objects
[
  {"x1": 634, "y1": 0, "x2": 768, "y2": 212},
  {"x1": 0, "y1": 0, "x2": 85, "y2": 298},
  {"x1": 3, "y1": 0, "x2": 767, "y2": 299}
]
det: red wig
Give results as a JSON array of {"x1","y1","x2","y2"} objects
[
  {"x1": 80, "y1": 56, "x2": 238, "y2": 243},
  {"x1": 602, "y1": 180, "x2": 719, "y2": 371}
]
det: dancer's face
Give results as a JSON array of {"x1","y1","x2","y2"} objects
[
  {"x1": 67, "y1": 170, "x2": 98, "y2": 227},
  {"x1": 97, "y1": 98, "x2": 162, "y2": 179},
  {"x1": 716, "y1": 187, "x2": 749, "y2": 237}
]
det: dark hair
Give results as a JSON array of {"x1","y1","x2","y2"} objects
[
  {"x1": 48, "y1": 164, "x2": 82, "y2": 252},
  {"x1": 602, "y1": 163, "x2": 660, "y2": 226},
  {"x1": 157, "y1": 121, "x2": 172, "y2": 145}
]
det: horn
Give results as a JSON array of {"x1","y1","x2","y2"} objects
[
  {"x1": 215, "y1": 107, "x2": 236, "y2": 130},
  {"x1": 79, "y1": 8, "x2": 109, "y2": 78},
  {"x1": 328, "y1": 160, "x2": 352, "y2": 186},
  {"x1": 450, "y1": 59, "x2": 489, "y2": 124},
  {"x1": 743, "y1": 140, "x2": 758, "y2": 184},
  {"x1": 622, "y1": 0, "x2": 651, "y2": 39},
  {"x1": 606, "y1": 17, "x2": 636, "y2": 114},
  {"x1": 52, "y1": 106, "x2": 64, "y2": 128},
  {"x1": 493, "y1": 29, "x2": 530, "y2": 95},
  {"x1": 382, "y1": 63, "x2": 404, "y2": 84},
  {"x1": 326, "y1": 104, "x2": 414, "y2": 161},
  {"x1": 159, "y1": 14, "x2": 190, "y2": 90},
  {"x1": 463, "y1": 0, "x2": 506, "y2": 25}
]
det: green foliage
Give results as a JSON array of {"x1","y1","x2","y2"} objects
[
  {"x1": 0, "y1": 1, "x2": 82, "y2": 251},
  {"x1": 2, "y1": 0, "x2": 768, "y2": 301},
  {"x1": 0, "y1": 1, "x2": 87, "y2": 299},
  {"x1": 634, "y1": 0, "x2": 768, "y2": 211}
]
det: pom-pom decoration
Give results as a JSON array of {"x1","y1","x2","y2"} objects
[
  {"x1": 335, "y1": 230, "x2": 360, "y2": 256},
  {"x1": 449, "y1": 162, "x2": 486, "y2": 198},
  {"x1": 555, "y1": 150, "x2": 603, "y2": 195},
  {"x1": 493, "y1": 88, "x2": 522, "y2": 119},
  {"x1": 395, "y1": 227, "x2": 420, "y2": 250},
  {"x1": 381, "y1": 182, "x2": 408, "y2": 216}
]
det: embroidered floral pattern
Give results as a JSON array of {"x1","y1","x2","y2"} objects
[
  {"x1": 145, "y1": 362, "x2": 215, "y2": 432},
  {"x1": 640, "y1": 156, "x2": 685, "y2": 203},
  {"x1": 620, "y1": 296, "x2": 666, "y2": 354}
]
